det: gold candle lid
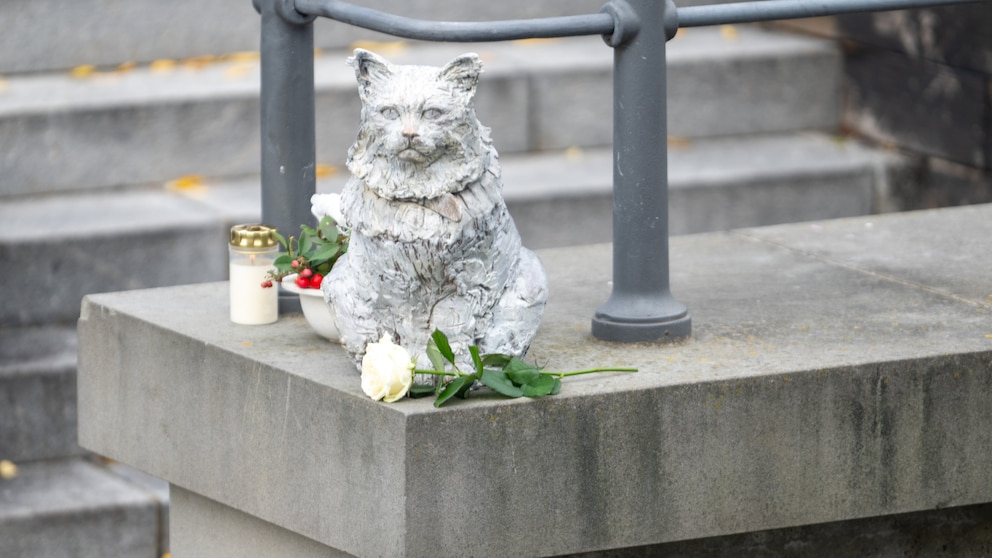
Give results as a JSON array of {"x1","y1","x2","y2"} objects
[{"x1": 230, "y1": 224, "x2": 278, "y2": 249}]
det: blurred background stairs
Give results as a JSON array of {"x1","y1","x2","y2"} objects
[{"x1": 3, "y1": 0, "x2": 981, "y2": 555}]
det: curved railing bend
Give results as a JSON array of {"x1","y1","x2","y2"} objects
[{"x1": 254, "y1": 0, "x2": 980, "y2": 343}]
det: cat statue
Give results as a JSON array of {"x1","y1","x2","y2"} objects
[{"x1": 323, "y1": 49, "x2": 548, "y2": 372}]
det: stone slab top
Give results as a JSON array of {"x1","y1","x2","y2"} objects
[
  {"x1": 84, "y1": 204, "x2": 991, "y2": 403},
  {"x1": 78, "y1": 204, "x2": 992, "y2": 557}
]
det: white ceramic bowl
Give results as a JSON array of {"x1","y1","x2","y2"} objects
[{"x1": 281, "y1": 274, "x2": 340, "y2": 341}]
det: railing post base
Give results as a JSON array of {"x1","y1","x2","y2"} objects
[{"x1": 592, "y1": 309, "x2": 691, "y2": 343}]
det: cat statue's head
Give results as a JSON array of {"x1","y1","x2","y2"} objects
[{"x1": 346, "y1": 49, "x2": 495, "y2": 201}]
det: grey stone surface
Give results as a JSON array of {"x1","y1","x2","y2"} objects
[
  {"x1": 0, "y1": 457, "x2": 164, "y2": 558},
  {"x1": 836, "y1": 5, "x2": 992, "y2": 75},
  {"x1": 172, "y1": 486, "x2": 346, "y2": 558},
  {"x1": 842, "y1": 47, "x2": 987, "y2": 168},
  {"x1": 572, "y1": 502, "x2": 992, "y2": 557},
  {"x1": 77, "y1": 204, "x2": 992, "y2": 557},
  {"x1": 0, "y1": 190, "x2": 230, "y2": 327},
  {"x1": 0, "y1": 27, "x2": 840, "y2": 197},
  {"x1": 0, "y1": 0, "x2": 606, "y2": 75},
  {"x1": 324, "y1": 132, "x2": 899, "y2": 248},
  {"x1": 0, "y1": 131, "x2": 900, "y2": 326},
  {"x1": 666, "y1": 25, "x2": 841, "y2": 140},
  {"x1": 0, "y1": 326, "x2": 81, "y2": 461}
]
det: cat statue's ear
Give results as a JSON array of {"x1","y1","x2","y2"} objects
[
  {"x1": 439, "y1": 54, "x2": 483, "y2": 98},
  {"x1": 349, "y1": 49, "x2": 393, "y2": 98}
]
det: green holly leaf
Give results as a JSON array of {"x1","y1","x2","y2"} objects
[
  {"x1": 318, "y1": 217, "x2": 339, "y2": 242},
  {"x1": 480, "y1": 369, "x2": 524, "y2": 398},
  {"x1": 310, "y1": 242, "x2": 341, "y2": 261},
  {"x1": 299, "y1": 229, "x2": 314, "y2": 255}
]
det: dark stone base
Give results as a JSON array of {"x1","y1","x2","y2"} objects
[{"x1": 569, "y1": 502, "x2": 992, "y2": 557}]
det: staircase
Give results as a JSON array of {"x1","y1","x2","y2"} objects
[{"x1": 0, "y1": 1, "x2": 907, "y2": 556}]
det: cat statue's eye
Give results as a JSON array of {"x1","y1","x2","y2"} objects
[
  {"x1": 380, "y1": 107, "x2": 401, "y2": 120},
  {"x1": 422, "y1": 108, "x2": 444, "y2": 120}
]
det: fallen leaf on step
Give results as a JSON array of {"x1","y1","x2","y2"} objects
[
  {"x1": 0, "y1": 460, "x2": 17, "y2": 479},
  {"x1": 225, "y1": 64, "x2": 255, "y2": 79},
  {"x1": 315, "y1": 164, "x2": 339, "y2": 179},
  {"x1": 150, "y1": 59, "x2": 178, "y2": 73},
  {"x1": 116, "y1": 61, "x2": 137, "y2": 74},
  {"x1": 70, "y1": 65, "x2": 96, "y2": 79},
  {"x1": 221, "y1": 51, "x2": 260, "y2": 63},
  {"x1": 720, "y1": 25, "x2": 739, "y2": 41},
  {"x1": 183, "y1": 55, "x2": 219, "y2": 71},
  {"x1": 512, "y1": 38, "x2": 559, "y2": 47},
  {"x1": 165, "y1": 175, "x2": 208, "y2": 198}
]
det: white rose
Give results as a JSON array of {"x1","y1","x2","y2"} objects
[
  {"x1": 310, "y1": 193, "x2": 347, "y2": 228},
  {"x1": 361, "y1": 336, "x2": 414, "y2": 402}
]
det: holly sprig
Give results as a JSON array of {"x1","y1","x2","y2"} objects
[
  {"x1": 265, "y1": 216, "x2": 348, "y2": 288},
  {"x1": 409, "y1": 330, "x2": 637, "y2": 407}
]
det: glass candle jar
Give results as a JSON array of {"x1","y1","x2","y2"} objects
[{"x1": 229, "y1": 224, "x2": 279, "y2": 325}]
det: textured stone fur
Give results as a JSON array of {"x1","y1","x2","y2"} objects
[{"x1": 324, "y1": 49, "x2": 548, "y2": 371}]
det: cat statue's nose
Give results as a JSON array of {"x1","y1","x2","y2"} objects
[{"x1": 402, "y1": 126, "x2": 419, "y2": 139}]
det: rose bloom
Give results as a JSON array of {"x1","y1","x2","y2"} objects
[{"x1": 361, "y1": 336, "x2": 414, "y2": 402}]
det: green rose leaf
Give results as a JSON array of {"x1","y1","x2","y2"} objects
[
  {"x1": 431, "y1": 329, "x2": 456, "y2": 364},
  {"x1": 522, "y1": 375, "x2": 560, "y2": 398},
  {"x1": 504, "y1": 357, "x2": 540, "y2": 386},
  {"x1": 408, "y1": 383, "x2": 436, "y2": 398},
  {"x1": 480, "y1": 369, "x2": 524, "y2": 398},
  {"x1": 481, "y1": 353, "x2": 512, "y2": 369},
  {"x1": 426, "y1": 342, "x2": 446, "y2": 373},
  {"x1": 470, "y1": 345, "x2": 484, "y2": 375},
  {"x1": 435, "y1": 376, "x2": 473, "y2": 407}
]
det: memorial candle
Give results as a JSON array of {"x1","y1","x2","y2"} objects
[{"x1": 229, "y1": 224, "x2": 279, "y2": 325}]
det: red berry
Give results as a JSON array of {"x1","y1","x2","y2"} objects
[
  {"x1": 311, "y1": 273, "x2": 323, "y2": 289},
  {"x1": 295, "y1": 275, "x2": 311, "y2": 289},
  {"x1": 300, "y1": 268, "x2": 313, "y2": 278},
  {"x1": 291, "y1": 259, "x2": 300, "y2": 269}
]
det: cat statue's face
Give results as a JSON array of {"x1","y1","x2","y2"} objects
[{"x1": 346, "y1": 49, "x2": 493, "y2": 201}]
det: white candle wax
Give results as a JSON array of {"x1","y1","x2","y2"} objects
[{"x1": 229, "y1": 256, "x2": 277, "y2": 324}]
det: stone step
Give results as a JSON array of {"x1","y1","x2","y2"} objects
[
  {"x1": 0, "y1": 132, "x2": 903, "y2": 328},
  {"x1": 0, "y1": 25, "x2": 839, "y2": 198},
  {"x1": 0, "y1": 0, "x2": 734, "y2": 75},
  {"x1": 0, "y1": 457, "x2": 168, "y2": 558},
  {"x1": 0, "y1": 326, "x2": 81, "y2": 462}
]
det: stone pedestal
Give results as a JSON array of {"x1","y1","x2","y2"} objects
[{"x1": 78, "y1": 205, "x2": 992, "y2": 557}]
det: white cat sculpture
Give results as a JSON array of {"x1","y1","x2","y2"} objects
[{"x1": 323, "y1": 49, "x2": 548, "y2": 371}]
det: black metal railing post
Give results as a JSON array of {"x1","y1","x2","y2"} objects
[
  {"x1": 592, "y1": 0, "x2": 691, "y2": 343},
  {"x1": 255, "y1": 0, "x2": 317, "y2": 245}
]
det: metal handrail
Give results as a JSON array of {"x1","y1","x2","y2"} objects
[
  {"x1": 294, "y1": 0, "x2": 616, "y2": 41},
  {"x1": 254, "y1": 0, "x2": 980, "y2": 343}
]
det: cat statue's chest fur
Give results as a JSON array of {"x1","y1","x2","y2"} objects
[{"x1": 324, "y1": 49, "x2": 548, "y2": 370}]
